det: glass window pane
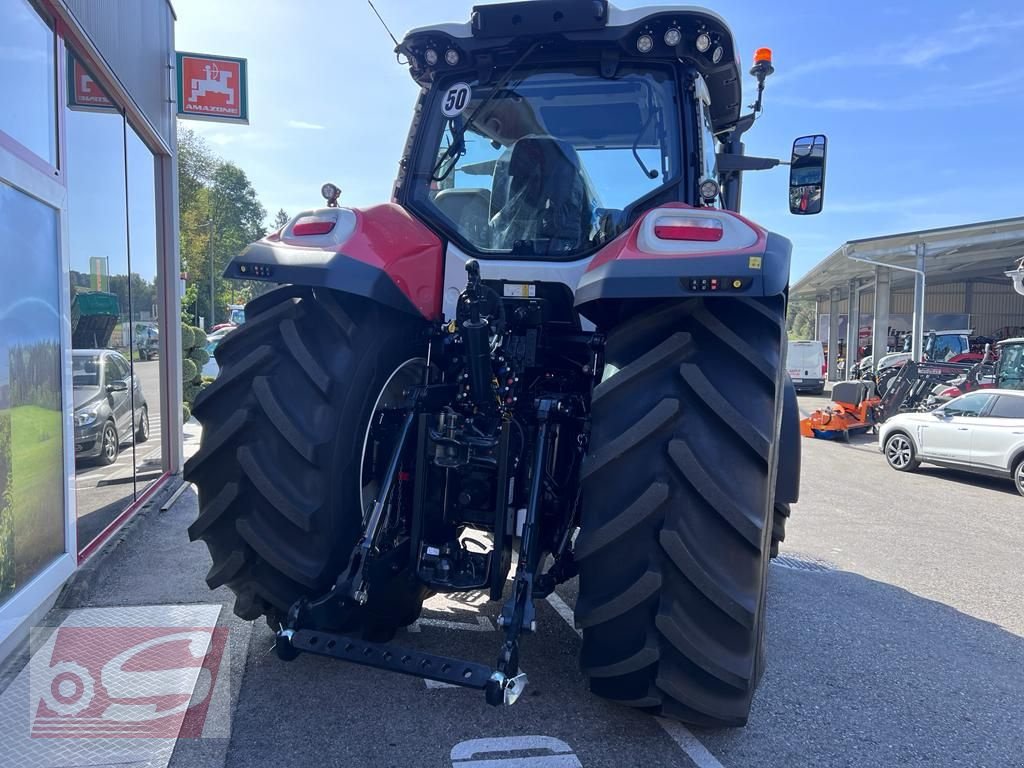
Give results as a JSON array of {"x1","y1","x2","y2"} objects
[
  {"x1": 989, "y1": 395, "x2": 1024, "y2": 419},
  {"x1": 0, "y1": 0, "x2": 56, "y2": 164},
  {"x1": 65, "y1": 64, "x2": 135, "y2": 552},
  {"x1": 412, "y1": 66, "x2": 682, "y2": 259},
  {"x1": 0, "y1": 180, "x2": 66, "y2": 606},
  {"x1": 944, "y1": 393, "x2": 991, "y2": 417},
  {"x1": 126, "y1": 126, "x2": 164, "y2": 493}
]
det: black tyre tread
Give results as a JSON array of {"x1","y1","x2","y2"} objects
[
  {"x1": 192, "y1": 345, "x2": 273, "y2": 417},
  {"x1": 770, "y1": 501, "x2": 791, "y2": 559},
  {"x1": 280, "y1": 317, "x2": 331, "y2": 395},
  {"x1": 678, "y1": 364, "x2": 769, "y2": 461},
  {"x1": 237, "y1": 445, "x2": 318, "y2": 533},
  {"x1": 183, "y1": 408, "x2": 248, "y2": 477},
  {"x1": 584, "y1": 636, "x2": 661, "y2": 678},
  {"x1": 580, "y1": 398, "x2": 679, "y2": 480},
  {"x1": 573, "y1": 482, "x2": 669, "y2": 561},
  {"x1": 658, "y1": 528, "x2": 754, "y2": 629},
  {"x1": 680, "y1": 304, "x2": 775, "y2": 384},
  {"x1": 574, "y1": 569, "x2": 662, "y2": 628},
  {"x1": 667, "y1": 440, "x2": 761, "y2": 549},
  {"x1": 591, "y1": 332, "x2": 692, "y2": 403},
  {"x1": 252, "y1": 375, "x2": 329, "y2": 463},
  {"x1": 206, "y1": 549, "x2": 245, "y2": 589},
  {"x1": 188, "y1": 481, "x2": 240, "y2": 541},
  {"x1": 184, "y1": 285, "x2": 427, "y2": 629},
  {"x1": 577, "y1": 297, "x2": 784, "y2": 728}
]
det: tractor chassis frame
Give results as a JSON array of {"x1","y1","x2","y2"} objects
[{"x1": 273, "y1": 390, "x2": 574, "y2": 707}]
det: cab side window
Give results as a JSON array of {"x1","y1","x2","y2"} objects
[
  {"x1": 988, "y1": 395, "x2": 1024, "y2": 419},
  {"x1": 944, "y1": 393, "x2": 992, "y2": 417}
]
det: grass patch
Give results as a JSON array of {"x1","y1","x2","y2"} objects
[{"x1": 8, "y1": 405, "x2": 64, "y2": 583}]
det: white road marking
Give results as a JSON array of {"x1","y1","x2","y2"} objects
[
  {"x1": 545, "y1": 592, "x2": 728, "y2": 768},
  {"x1": 655, "y1": 718, "x2": 728, "y2": 768},
  {"x1": 544, "y1": 593, "x2": 579, "y2": 636},
  {"x1": 451, "y1": 736, "x2": 581, "y2": 767},
  {"x1": 407, "y1": 615, "x2": 494, "y2": 633},
  {"x1": 424, "y1": 678, "x2": 460, "y2": 689}
]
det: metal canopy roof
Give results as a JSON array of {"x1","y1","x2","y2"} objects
[{"x1": 791, "y1": 216, "x2": 1024, "y2": 299}]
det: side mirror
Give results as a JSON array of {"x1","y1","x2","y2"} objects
[
  {"x1": 789, "y1": 134, "x2": 827, "y2": 215},
  {"x1": 106, "y1": 380, "x2": 128, "y2": 393}
]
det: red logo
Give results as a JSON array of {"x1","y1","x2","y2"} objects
[
  {"x1": 30, "y1": 626, "x2": 227, "y2": 739},
  {"x1": 180, "y1": 55, "x2": 243, "y2": 119},
  {"x1": 72, "y1": 58, "x2": 113, "y2": 108}
]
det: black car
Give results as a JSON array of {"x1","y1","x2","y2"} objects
[{"x1": 73, "y1": 349, "x2": 149, "y2": 465}]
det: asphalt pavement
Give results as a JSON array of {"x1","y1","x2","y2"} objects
[
  {"x1": 74, "y1": 358, "x2": 165, "y2": 547},
  {"x1": 34, "y1": 391, "x2": 1024, "y2": 767}
]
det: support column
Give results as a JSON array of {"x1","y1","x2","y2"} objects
[
  {"x1": 912, "y1": 243, "x2": 926, "y2": 362},
  {"x1": 846, "y1": 279, "x2": 860, "y2": 380},
  {"x1": 872, "y1": 266, "x2": 891, "y2": 371},
  {"x1": 827, "y1": 286, "x2": 841, "y2": 382}
]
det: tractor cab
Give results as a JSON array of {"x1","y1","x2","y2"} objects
[
  {"x1": 996, "y1": 338, "x2": 1024, "y2": 390},
  {"x1": 393, "y1": 1, "x2": 825, "y2": 263}
]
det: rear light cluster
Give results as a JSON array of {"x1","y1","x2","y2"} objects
[
  {"x1": 653, "y1": 214, "x2": 724, "y2": 242},
  {"x1": 291, "y1": 213, "x2": 337, "y2": 237}
]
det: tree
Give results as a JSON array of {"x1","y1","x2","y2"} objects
[
  {"x1": 273, "y1": 208, "x2": 290, "y2": 230},
  {"x1": 177, "y1": 125, "x2": 268, "y2": 327},
  {"x1": 787, "y1": 298, "x2": 816, "y2": 341}
]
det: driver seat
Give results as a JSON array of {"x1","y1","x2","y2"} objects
[{"x1": 490, "y1": 136, "x2": 590, "y2": 251}]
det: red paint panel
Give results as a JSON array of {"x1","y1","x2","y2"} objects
[{"x1": 345, "y1": 204, "x2": 444, "y2": 319}]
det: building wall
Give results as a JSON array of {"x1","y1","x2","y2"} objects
[
  {"x1": 818, "y1": 279, "x2": 1024, "y2": 340},
  {"x1": 62, "y1": 0, "x2": 176, "y2": 149},
  {"x1": 0, "y1": 0, "x2": 178, "y2": 658}
]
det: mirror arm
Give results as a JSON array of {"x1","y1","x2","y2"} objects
[{"x1": 715, "y1": 154, "x2": 782, "y2": 172}]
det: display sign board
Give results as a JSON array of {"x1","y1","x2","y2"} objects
[
  {"x1": 176, "y1": 52, "x2": 249, "y2": 123},
  {"x1": 67, "y1": 53, "x2": 116, "y2": 112}
]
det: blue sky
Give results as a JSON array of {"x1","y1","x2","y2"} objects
[{"x1": 175, "y1": 0, "x2": 1024, "y2": 279}]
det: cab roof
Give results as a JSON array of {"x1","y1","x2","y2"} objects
[{"x1": 399, "y1": 1, "x2": 743, "y2": 131}]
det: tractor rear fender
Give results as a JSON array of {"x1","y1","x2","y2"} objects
[
  {"x1": 776, "y1": 376, "x2": 801, "y2": 504},
  {"x1": 225, "y1": 203, "x2": 444, "y2": 320},
  {"x1": 574, "y1": 204, "x2": 792, "y2": 327}
]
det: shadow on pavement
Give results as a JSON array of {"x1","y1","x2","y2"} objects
[
  {"x1": 696, "y1": 564, "x2": 1024, "y2": 767},
  {"x1": 915, "y1": 465, "x2": 1018, "y2": 496}
]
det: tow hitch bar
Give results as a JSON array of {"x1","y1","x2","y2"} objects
[{"x1": 274, "y1": 626, "x2": 528, "y2": 705}]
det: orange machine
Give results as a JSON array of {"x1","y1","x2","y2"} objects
[{"x1": 800, "y1": 381, "x2": 880, "y2": 440}]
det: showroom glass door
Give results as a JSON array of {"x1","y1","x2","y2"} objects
[
  {"x1": 64, "y1": 52, "x2": 137, "y2": 551},
  {"x1": 0, "y1": 0, "x2": 73, "y2": 608}
]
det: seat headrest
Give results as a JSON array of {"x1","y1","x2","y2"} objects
[{"x1": 508, "y1": 136, "x2": 580, "y2": 178}]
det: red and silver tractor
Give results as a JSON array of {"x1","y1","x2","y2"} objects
[{"x1": 185, "y1": 1, "x2": 826, "y2": 727}]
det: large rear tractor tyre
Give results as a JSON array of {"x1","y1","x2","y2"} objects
[
  {"x1": 770, "y1": 501, "x2": 790, "y2": 559},
  {"x1": 576, "y1": 297, "x2": 785, "y2": 727},
  {"x1": 184, "y1": 285, "x2": 429, "y2": 637}
]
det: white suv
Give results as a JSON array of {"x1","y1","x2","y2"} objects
[{"x1": 878, "y1": 390, "x2": 1024, "y2": 495}]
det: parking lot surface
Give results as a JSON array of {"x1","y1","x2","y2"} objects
[
  {"x1": 57, "y1": 392, "x2": 1024, "y2": 768},
  {"x1": 74, "y1": 358, "x2": 164, "y2": 544}
]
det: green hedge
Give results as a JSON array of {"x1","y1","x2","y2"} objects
[
  {"x1": 182, "y1": 358, "x2": 198, "y2": 384},
  {"x1": 189, "y1": 346, "x2": 210, "y2": 367},
  {"x1": 180, "y1": 324, "x2": 195, "y2": 351}
]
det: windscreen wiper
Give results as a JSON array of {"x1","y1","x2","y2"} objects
[{"x1": 432, "y1": 40, "x2": 545, "y2": 181}]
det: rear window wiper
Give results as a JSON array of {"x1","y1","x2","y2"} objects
[{"x1": 432, "y1": 41, "x2": 544, "y2": 181}]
